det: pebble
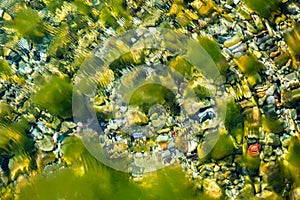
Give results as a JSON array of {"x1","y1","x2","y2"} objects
[
  {"x1": 36, "y1": 135, "x2": 54, "y2": 152},
  {"x1": 224, "y1": 35, "x2": 240, "y2": 48},
  {"x1": 31, "y1": 128, "x2": 43, "y2": 140},
  {"x1": 60, "y1": 122, "x2": 71, "y2": 133},
  {"x1": 265, "y1": 133, "x2": 281, "y2": 146},
  {"x1": 203, "y1": 179, "x2": 223, "y2": 199},
  {"x1": 156, "y1": 135, "x2": 169, "y2": 143},
  {"x1": 213, "y1": 165, "x2": 220, "y2": 172}
]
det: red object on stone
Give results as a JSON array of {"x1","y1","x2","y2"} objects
[
  {"x1": 171, "y1": 131, "x2": 176, "y2": 137},
  {"x1": 247, "y1": 143, "x2": 261, "y2": 157}
]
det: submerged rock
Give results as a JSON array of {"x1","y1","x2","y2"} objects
[{"x1": 203, "y1": 179, "x2": 223, "y2": 199}]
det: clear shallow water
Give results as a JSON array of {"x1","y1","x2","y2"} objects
[{"x1": 0, "y1": 0, "x2": 300, "y2": 199}]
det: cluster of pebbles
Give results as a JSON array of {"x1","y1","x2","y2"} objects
[{"x1": 0, "y1": 0, "x2": 299, "y2": 199}]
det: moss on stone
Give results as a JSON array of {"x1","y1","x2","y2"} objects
[
  {"x1": 33, "y1": 76, "x2": 73, "y2": 119},
  {"x1": 242, "y1": 0, "x2": 281, "y2": 18},
  {"x1": 13, "y1": 8, "x2": 46, "y2": 43}
]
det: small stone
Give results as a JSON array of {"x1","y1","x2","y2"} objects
[
  {"x1": 224, "y1": 35, "x2": 240, "y2": 48},
  {"x1": 156, "y1": 135, "x2": 169, "y2": 143},
  {"x1": 37, "y1": 121, "x2": 47, "y2": 133},
  {"x1": 263, "y1": 145, "x2": 273, "y2": 156},
  {"x1": 254, "y1": 183, "x2": 261, "y2": 193},
  {"x1": 188, "y1": 140, "x2": 198, "y2": 153},
  {"x1": 233, "y1": 0, "x2": 240, "y2": 5},
  {"x1": 127, "y1": 109, "x2": 148, "y2": 125},
  {"x1": 213, "y1": 165, "x2": 220, "y2": 172},
  {"x1": 203, "y1": 179, "x2": 223, "y2": 199},
  {"x1": 36, "y1": 135, "x2": 54, "y2": 152},
  {"x1": 152, "y1": 119, "x2": 165, "y2": 128},
  {"x1": 31, "y1": 128, "x2": 43, "y2": 140},
  {"x1": 265, "y1": 133, "x2": 281, "y2": 146},
  {"x1": 49, "y1": 117, "x2": 61, "y2": 129},
  {"x1": 132, "y1": 132, "x2": 143, "y2": 139},
  {"x1": 38, "y1": 151, "x2": 57, "y2": 167},
  {"x1": 63, "y1": 121, "x2": 76, "y2": 130}
]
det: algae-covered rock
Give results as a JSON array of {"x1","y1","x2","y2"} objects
[
  {"x1": 193, "y1": 85, "x2": 211, "y2": 100},
  {"x1": 202, "y1": 178, "x2": 223, "y2": 199},
  {"x1": 197, "y1": 35, "x2": 229, "y2": 75},
  {"x1": 127, "y1": 109, "x2": 148, "y2": 125},
  {"x1": 242, "y1": 0, "x2": 281, "y2": 18},
  {"x1": 260, "y1": 189, "x2": 282, "y2": 200},
  {"x1": 282, "y1": 87, "x2": 300, "y2": 108},
  {"x1": 262, "y1": 116, "x2": 284, "y2": 133},
  {"x1": 33, "y1": 76, "x2": 73, "y2": 119},
  {"x1": 129, "y1": 83, "x2": 179, "y2": 115},
  {"x1": 281, "y1": 137, "x2": 300, "y2": 186},
  {"x1": 234, "y1": 53, "x2": 263, "y2": 76},
  {"x1": 237, "y1": 183, "x2": 255, "y2": 199},
  {"x1": 198, "y1": 129, "x2": 235, "y2": 161},
  {"x1": 210, "y1": 132, "x2": 234, "y2": 160},
  {"x1": 12, "y1": 8, "x2": 46, "y2": 43},
  {"x1": 224, "y1": 98, "x2": 245, "y2": 143},
  {"x1": 0, "y1": 102, "x2": 14, "y2": 124},
  {"x1": 169, "y1": 56, "x2": 194, "y2": 79},
  {"x1": 0, "y1": 119, "x2": 36, "y2": 181},
  {"x1": 191, "y1": 0, "x2": 216, "y2": 16},
  {"x1": 284, "y1": 24, "x2": 300, "y2": 56},
  {"x1": 260, "y1": 161, "x2": 286, "y2": 193},
  {"x1": 0, "y1": 60, "x2": 12, "y2": 77}
]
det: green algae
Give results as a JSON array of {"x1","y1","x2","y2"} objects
[
  {"x1": 198, "y1": 130, "x2": 235, "y2": 161},
  {"x1": 235, "y1": 53, "x2": 263, "y2": 76},
  {"x1": 209, "y1": 132, "x2": 235, "y2": 160},
  {"x1": 12, "y1": 8, "x2": 46, "y2": 43},
  {"x1": 193, "y1": 85, "x2": 211, "y2": 100},
  {"x1": 286, "y1": 137, "x2": 300, "y2": 168},
  {"x1": 197, "y1": 35, "x2": 229, "y2": 75},
  {"x1": 109, "y1": 51, "x2": 145, "y2": 77},
  {"x1": 262, "y1": 116, "x2": 284, "y2": 133},
  {"x1": 283, "y1": 137, "x2": 300, "y2": 186},
  {"x1": 18, "y1": 136, "x2": 200, "y2": 200},
  {"x1": 169, "y1": 56, "x2": 194, "y2": 79},
  {"x1": 225, "y1": 99, "x2": 244, "y2": 140},
  {"x1": 284, "y1": 25, "x2": 300, "y2": 56},
  {"x1": 33, "y1": 76, "x2": 73, "y2": 119},
  {"x1": 0, "y1": 118, "x2": 36, "y2": 180},
  {"x1": 0, "y1": 60, "x2": 12, "y2": 76},
  {"x1": 242, "y1": 0, "x2": 281, "y2": 18},
  {"x1": 129, "y1": 83, "x2": 179, "y2": 115},
  {"x1": 237, "y1": 155, "x2": 260, "y2": 174},
  {"x1": 47, "y1": 23, "x2": 73, "y2": 58},
  {"x1": 18, "y1": 166, "x2": 200, "y2": 200},
  {"x1": 0, "y1": 102, "x2": 14, "y2": 124},
  {"x1": 43, "y1": 0, "x2": 64, "y2": 13},
  {"x1": 98, "y1": 0, "x2": 131, "y2": 29},
  {"x1": 260, "y1": 161, "x2": 286, "y2": 194},
  {"x1": 73, "y1": 0, "x2": 92, "y2": 16}
]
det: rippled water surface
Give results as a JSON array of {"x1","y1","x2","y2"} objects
[{"x1": 0, "y1": 0, "x2": 300, "y2": 199}]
